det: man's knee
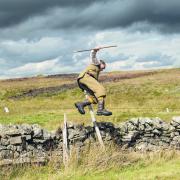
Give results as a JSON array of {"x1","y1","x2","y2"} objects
[
  {"x1": 87, "y1": 95, "x2": 98, "y2": 104},
  {"x1": 96, "y1": 86, "x2": 106, "y2": 98}
]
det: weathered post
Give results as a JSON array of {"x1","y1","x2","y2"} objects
[
  {"x1": 62, "y1": 113, "x2": 69, "y2": 166},
  {"x1": 84, "y1": 91, "x2": 105, "y2": 150}
]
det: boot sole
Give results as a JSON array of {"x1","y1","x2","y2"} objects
[
  {"x1": 96, "y1": 112, "x2": 112, "y2": 116},
  {"x1": 74, "y1": 103, "x2": 85, "y2": 115}
]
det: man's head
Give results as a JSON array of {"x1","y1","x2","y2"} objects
[{"x1": 99, "y1": 60, "x2": 106, "y2": 71}]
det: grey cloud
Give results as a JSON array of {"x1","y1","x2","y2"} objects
[
  {"x1": 136, "y1": 53, "x2": 175, "y2": 65},
  {"x1": 140, "y1": 54, "x2": 176, "y2": 68},
  {"x1": 0, "y1": 31, "x2": 94, "y2": 69},
  {"x1": 36, "y1": 0, "x2": 180, "y2": 33},
  {"x1": 0, "y1": 0, "x2": 103, "y2": 28},
  {"x1": 101, "y1": 52, "x2": 130, "y2": 63},
  {"x1": 1, "y1": 0, "x2": 180, "y2": 33}
]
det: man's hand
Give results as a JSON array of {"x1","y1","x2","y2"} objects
[{"x1": 93, "y1": 47, "x2": 101, "y2": 51}]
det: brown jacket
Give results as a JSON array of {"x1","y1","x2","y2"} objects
[{"x1": 78, "y1": 49, "x2": 101, "y2": 80}]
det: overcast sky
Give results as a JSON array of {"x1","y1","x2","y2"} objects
[{"x1": 0, "y1": 0, "x2": 180, "y2": 79}]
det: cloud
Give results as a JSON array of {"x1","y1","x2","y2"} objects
[
  {"x1": 0, "y1": 0, "x2": 180, "y2": 79},
  {"x1": 0, "y1": 0, "x2": 102, "y2": 28},
  {"x1": 1, "y1": 0, "x2": 180, "y2": 33},
  {"x1": 8, "y1": 58, "x2": 59, "y2": 76},
  {"x1": 3, "y1": 56, "x2": 87, "y2": 78},
  {"x1": 0, "y1": 28, "x2": 180, "y2": 78}
]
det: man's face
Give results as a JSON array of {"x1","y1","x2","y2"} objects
[{"x1": 100, "y1": 63, "x2": 106, "y2": 71}]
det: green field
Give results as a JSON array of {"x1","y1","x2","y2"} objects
[{"x1": 0, "y1": 68, "x2": 180, "y2": 179}]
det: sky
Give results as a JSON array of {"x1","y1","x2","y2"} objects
[{"x1": 0, "y1": 0, "x2": 180, "y2": 79}]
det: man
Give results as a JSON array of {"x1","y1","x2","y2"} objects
[{"x1": 75, "y1": 47, "x2": 112, "y2": 116}]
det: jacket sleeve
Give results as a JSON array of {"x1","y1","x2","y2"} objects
[{"x1": 90, "y1": 50, "x2": 100, "y2": 65}]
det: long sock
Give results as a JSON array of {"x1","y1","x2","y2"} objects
[{"x1": 97, "y1": 96, "x2": 105, "y2": 102}]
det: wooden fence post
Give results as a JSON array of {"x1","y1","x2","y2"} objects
[
  {"x1": 84, "y1": 91, "x2": 105, "y2": 150},
  {"x1": 62, "y1": 113, "x2": 69, "y2": 166}
]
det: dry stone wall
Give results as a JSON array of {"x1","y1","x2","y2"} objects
[{"x1": 0, "y1": 117, "x2": 180, "y2": 166}]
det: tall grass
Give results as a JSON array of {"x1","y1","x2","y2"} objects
[{"x1": 0, "y1": 144, "x2": 180, "y2": 180}]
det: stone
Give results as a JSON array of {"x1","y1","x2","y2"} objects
[
  {"x1": 9, "y1": 136, "x2": 22, "y2": 145},
  {"x1": 33, "y1": 139, "x2": 47, "y2": 143},
  {"x1": 0, "y1": 150, "x2": 13, "y2": 159},
  {"x1": 7, "y1": 144, "x2": 16, "y2": 151},
  {"x1": 129, "y1": 118, "x2": 139, "y2": 126},
  {"x1": 122, "y1": 131, "x2": 139, "y2": 142},
  {"x1": 152, "y1": 129, "x2": 161, "y2": 135},
  {"x1": 173, "y1": 136, "x2": 180, "y2": 142},
  {"x1": 14, "y1": 151, "x2": 20, "y2": 158},
  {"x1": 0, "y1": 159, "x2": 13, "y2": 166},
  {"x1": 43, "y1": 130, "x2": 51, "y2": 140},
  {"x1": 0, "y1": 145, "x2": 7, "y2": 150},
  {"x1": 172, "y1": 116, "x2": 180, "y2": 124},
  {"x1": 4, "y1": 127, "x2": 21, "y2": 136},
  {"x1": 0, "y1": 138, "x2": 9, "y2": 146},
  {"x1": 16, "y1": 146, "x2": 23, "y2": 152},
  {"x1": 21, "y1": 124, "x2": 33, "y2": 135},
  {"x1": 135, "y1": 142, "x2": 148, "y2": 151},
  {"x1": 24, "y1": 135, "x2": 32, "y2": 141},
  {"x1": 32, "y1": 124, "x2": 43, "y2": 138}
]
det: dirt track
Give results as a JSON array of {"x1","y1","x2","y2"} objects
[{"x1": 10, "y1": 71, "x2": 156, "y2": 99}]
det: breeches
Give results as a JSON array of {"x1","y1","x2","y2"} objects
[{"x1": 78, "y1": 74, "x2": 106, "y2": 104}]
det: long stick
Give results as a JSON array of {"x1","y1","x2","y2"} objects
[{"x1": 74, "y1": 45, "x2": 117, "y2": 53}]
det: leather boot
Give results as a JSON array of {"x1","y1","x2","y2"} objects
[
  {"x1": 97, "y1": 100, "x2": 112, "y2": 116},
  {"x1": 75, "y1": 99, "x2": 91, "y2": 114}
]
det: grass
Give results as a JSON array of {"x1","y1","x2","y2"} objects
[
  {"x1": 0, "y1": 68, "x2": 179, "y2": 129},
  {"x1": 0, "y1": 68, "x2": 179, "y2": 179},
  {"x1": 1, "y1": 145, "x2": 180, "y2": 180}
]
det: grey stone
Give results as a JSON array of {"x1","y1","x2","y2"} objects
[
  {"x1": 0, "y1": 145, "x2": 7, "y2": 150},
  {"x1": 10, "y1": 136, "x2": 22, "y2": 145},
  {"x1": 172, "y1": 116, "x2": 180, "y2": 124},
  {"x1": 129, "y1": 118, "x2": 139, "y2": 126},
  {"x1": 16, "y1": 146, "x2": 23, "y2": 152},
  {"x1": 32, "y1": 125, "x2": 43, "y2": 138},
  {"x1": 0, "y1": 159, "x2": 13, "y2": 166},
  {"x1": 152, "y1": 129, "x2": 161, "y2": 135},
  {"x1": 43, "y1": 130, "x2": 51, "y2": 140},
  {"x1": 0, "y1": 150, "x2": 13, "y2": 159},
  {"x1": 4, "y1": 128, "x2": 21, "y2": 136},
  {"x1": 24, "y1": 135, "x2": 32, "y2": 141},
  {"x1": 33, "y1": 139, "x2": 47, "y2": 143},
  {"x1": 135, "y1": 142, "x2": 148, "y2": 151},
  {"x1": 27, "y1": 145, "x2": 35, "y2": 151},
  {"x1": 7, "y1": 144, "x2": 16, "y2": 151},
  {"x1": 21, "y1": 124, "x2": 33, "y2": 135},
  {"x1": 14, "y1": 151, "x2": 20, "y2": 158},
  {"x1": 0, "y1": 138, "x2": 9, "y2": 146},
  {"x1": 173, "y1": 136, "x2": 180, "y2": 142},
  {"x1": 122, "y1": 131, "x2": 139, "y2": 142}
]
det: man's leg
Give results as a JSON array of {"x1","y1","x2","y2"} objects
[
  {"x1": 79, "y1": 75, "x2": 112, "y2": 116},
  {"x1": 75, "y1": 81, "x2": 95, "y2": 115},
  {"x1": 75, "y1": 99, "x2": 91, "y2": 115},
  {"x1": 96, "y1": 96, "x2": 112, "y2": 116}
]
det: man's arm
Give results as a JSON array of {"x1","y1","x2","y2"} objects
[{"x1": 90, "y1": 49, "x2": 100, "y2": 65}]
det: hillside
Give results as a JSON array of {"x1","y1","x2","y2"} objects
[
  {"x1": 0, "y1": 68, "x2": 179, "y2": 130},
  {"x1": 0, "y1": 68, "x2": 180, "y2": 180}
]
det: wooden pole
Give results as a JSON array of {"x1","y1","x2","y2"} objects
[
  {"x1": 74, "y1": 45, "x2": 117, "y2": 53},
  {"x1": 62, "y1": 113, "x2": 69, "y2": 166},
  {"x1": 84, "y1": 91, "x2": 105, "y2": 150}
]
